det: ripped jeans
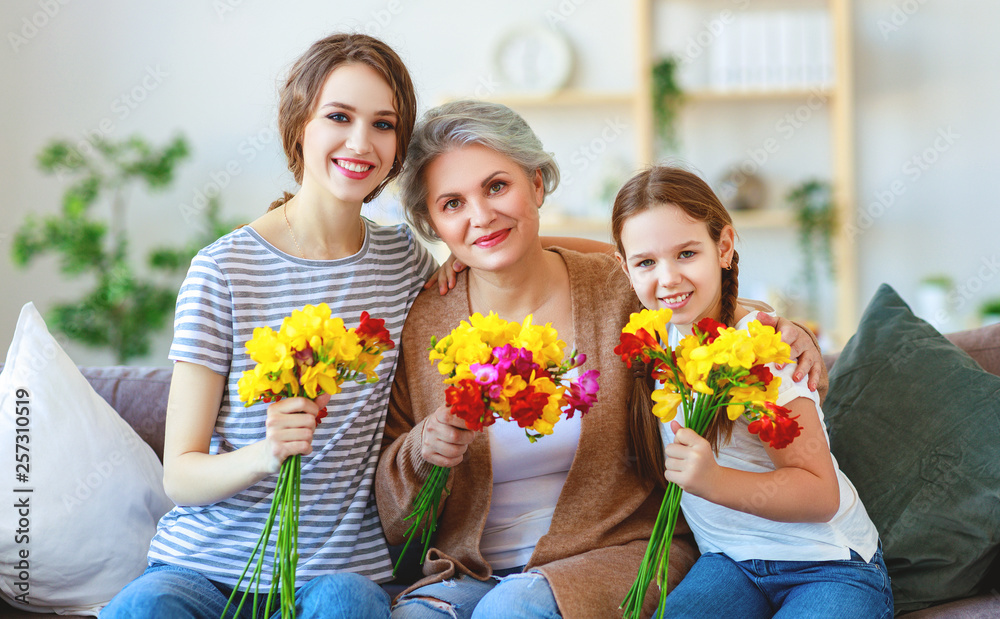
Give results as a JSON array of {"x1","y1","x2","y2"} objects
[{"x1": 391, "y1": 569, "x2": 560, "y2": 619}]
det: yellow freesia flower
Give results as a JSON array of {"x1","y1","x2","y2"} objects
[
  {"x1": 514, "y1": 317, "x2": 566, "y2": 367},
  {"x1": 298, "y1": 360, "x2": 343, "y2": 399},
  {"x1": 747, "y1": 320, "x2": 792, "y2": 365},
  {"x1": 651, "y1": 389, "x2": 683, "y2": 422},
  {"x1": 709, "y1": 330, "x2": 755, "y2": 369},
  {"x1": 682, "y1": 344, "x2": 716, "y2": 394},
  {"x1": 623, "y1": 308, "x2": 673, "y2": 344},
  {"x1": 281, "y1": 304, "x2": 332, "y2": 351}
]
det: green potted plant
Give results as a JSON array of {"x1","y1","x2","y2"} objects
[
  {"x1": 916, "y1": 274, "x2": 955, "y2": 331},
  {"x1": 787, "y1": 179, "x2": 836, "y2": 318},
  {"x1": 980, "y1": 298, "x2": 1000, "y2": 326},
  {"x1": 652, "y1": 56, "x2": 683, "y2": 151},
  {"x1": 12, "y1": 134, "x2": 236, "y2": 363}
]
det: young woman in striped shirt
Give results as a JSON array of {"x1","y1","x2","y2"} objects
[{"x1": 103, "y1": 33, "x2": 433, "y2": 619}]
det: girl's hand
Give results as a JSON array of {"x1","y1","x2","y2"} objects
[
  {"x1": 663, "y1": 420, "x2": 721, "y2": 498},
  {"x1": 261, "y1": 393, "x2": 331, "y2": 474},
  {"x1": 757, "y1": 313, "x2": 823, "y2": 391},
  {"x1": 423, "y1": 253, "x2": 466, "y2": 295},
  {"x1": 420, "y1": 405, "x2": 475, "y2": 467}
]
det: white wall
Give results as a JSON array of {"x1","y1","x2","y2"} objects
[{"x1": 1, "y1": 0, "x2": 997, "y2": 366}]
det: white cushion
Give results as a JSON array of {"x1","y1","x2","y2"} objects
[{"x1": 0, "y1": 303, "x2": 174, "y2": 616}]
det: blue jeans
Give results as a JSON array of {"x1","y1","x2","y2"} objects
[
  {"x1": 100, "y1": 562, "x2": 390, "y2": 619},
  {"x1": 657, "y1": 545, "x2": 893, "y2": 619},
  {"x1": 392, "y1": 570, "x2": 560, "y2": 619}
]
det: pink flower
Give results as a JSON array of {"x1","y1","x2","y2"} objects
[
  {"x1": 565, "y1": 369, "x2": 600, "y2": 417},
  {"x1": 470, "y1": 363, "x2": 499, "y2": 385}
]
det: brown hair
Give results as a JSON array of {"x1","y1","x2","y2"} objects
[
  {"x1": 611, "y1": 165, "x2": 741, "y2": 487},
  {"x1": 268, "y1": 33, "x2": 417, "y2": 210}
]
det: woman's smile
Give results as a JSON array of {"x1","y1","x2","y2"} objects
[{"x1": 474, "y1": 229, "x2": 510, "y2": 248}]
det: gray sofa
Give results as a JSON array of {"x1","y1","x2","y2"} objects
[{"x1": 2, "y1": 322, "x2": 998, "y2": 617}]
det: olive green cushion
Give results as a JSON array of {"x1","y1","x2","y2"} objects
[{"x1": 825, "y1": 284, "x2": 1000, "y2": 615}]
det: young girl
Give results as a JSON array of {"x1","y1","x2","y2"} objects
[
  {"x1": 612, "y1": 166, "x2": 893, "y2": 619},
  {"x1": 102, "y1": 34, "x2": 436, "y2": 618}
]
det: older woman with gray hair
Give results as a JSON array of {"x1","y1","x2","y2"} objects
[{"x1": 376, "y1": 100, "x2": 824, "y2": 619}]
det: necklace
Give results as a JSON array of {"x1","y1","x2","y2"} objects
[
  {"x1": 283, "y1": 202, "x2": 365, "y2": 260},
  {"x1": 283, "y1": 203, "x2": 305, "y2": 258}
]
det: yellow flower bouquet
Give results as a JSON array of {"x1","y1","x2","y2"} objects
[
  {"x1": 394, "y1": 312, "x2": 599, "y2": 575},
  {"x1": 616, "y1": 309, "x2": 801, "y2": 619},
  {"x1": 222, "y1": 304, "x2": 394, "y2": 619}
]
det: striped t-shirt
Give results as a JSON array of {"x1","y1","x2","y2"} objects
[{"x1": 149, "y1": 219, "x2": 436, "y2": 588}]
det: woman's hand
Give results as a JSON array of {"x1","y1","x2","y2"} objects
[
  {"x1": 261, "y1": 393, "x2": 331, "y2": 474},
  {"x1": 423, "y1": 253, "x2": 467, "y2": 295},
  {"x1": 420, "y1": 405, "x2": 475, "y2": 467},
  {"x1": 663, "y1": 421, "x2": 721, "y2": 498},
  {"x1": 757, "y1": 313, "x2": 823, "y2": 391}
]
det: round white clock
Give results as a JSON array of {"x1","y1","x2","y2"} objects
[{"x1": 493, "y1": 24, "x2": 574, "y2": 94}]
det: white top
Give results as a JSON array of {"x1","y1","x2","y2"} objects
[
  {"x1": 660, "y1": 311, "x2": 879, "y2": 562},
  {"x1": 150, "y1": 221, "x2": 436, "y2": 588},
  {"x1": 480, "y1": 368, "x2": 582, "y2": 569}
]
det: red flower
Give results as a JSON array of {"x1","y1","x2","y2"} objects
[
  {"x1": 615, "y1": 330, "x2": 657, "y2": 367},
  {"x1": 748, "y1": 364, "x2": 773, "y2": 386},
  {"x1": 445, "y1": 379, "x2": 493, "y2": 431},
  {"x1": 748, "y1": 402, "x2": 801, "y2": 449},
  {"x1": 356, "y1": 311, "x2": 394, "y2": 350},
  {"x1": 695, "y1": 317, "x2": 727, "y2": 344},
  {"x1": 509, "y1": 386, "x2": 549, "y2": 428},
  {"x1": 651, "y1": 358, "x2": 676, "y2": 382}
]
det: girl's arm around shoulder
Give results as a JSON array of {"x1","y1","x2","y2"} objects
[
  {"x1": 665, "y1": 396, "x2": 841, "y2": 523},
  {"x1": 162, "y1": 361, "x2": 326, "y2": 506}
]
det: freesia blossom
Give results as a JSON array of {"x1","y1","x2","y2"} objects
[
  {"x1": 396, "y1": 312, "x2": 600, "y2": 577},
  {"x1": 228, "y1": 304, "x2": 395, "y2": 619},
  {"x1": 617, "y1": 310, "x2": 799, "y2": 619}
]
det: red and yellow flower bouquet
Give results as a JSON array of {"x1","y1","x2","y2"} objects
[
  {"x1": 394, "y1": 311, "x2": 599, "y2": 575},
  {"x1": 224, "y1": 304, "x2": 394, "y2": 619},
  {"x1": 616, "y1": 308, "x2": 802, "y2": 618}
]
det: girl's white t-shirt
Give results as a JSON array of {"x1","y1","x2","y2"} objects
[
  {"x1": 480, "y1": 368, "x2": 582, "y2": 569},
  {"x1": 660, "y1": 311, "x2": 879, "y2": 563}
]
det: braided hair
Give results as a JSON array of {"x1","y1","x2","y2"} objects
[{"x1": 611, "y1": 165, "x2": 742, "y2": 487}]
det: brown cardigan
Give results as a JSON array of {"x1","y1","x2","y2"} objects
[{"x1": 376, "y1": 248, "x2": 698, "y2": 618}]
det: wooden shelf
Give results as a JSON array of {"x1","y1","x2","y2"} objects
[
  {"x1": 539, "y1": 209, "x2": 793, "y2": 236},
  {"x1": 635, "y1": 0, "x2": 856, "y2": 345},
  {"x1": 731, "y1": 209, "x2": 795, "y2": 228},
  {"x1": 442, "y1": 90, "x2": 635, "y2": 108},
  {"x1": 683, "y1": 86, "x2": 835, "y2": 102}
]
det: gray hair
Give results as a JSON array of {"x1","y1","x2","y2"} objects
[{"x1": 397, "y1": 99, "x2": 561, "y2": 242}]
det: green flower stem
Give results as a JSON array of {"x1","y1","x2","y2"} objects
[
  {"x1": 620, "y1": 390, "x2": 725, "y2": 619},
  {"x1": 393, "y1": 464, "x2": 452, "y2": 576},
  {"x1": 221, "y1": 454, "x2": 301, "y2": 619}
]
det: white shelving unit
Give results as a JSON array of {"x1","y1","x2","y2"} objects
[{"x1": 454, "y1": 0, "x2": 857, "y2": 345}]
